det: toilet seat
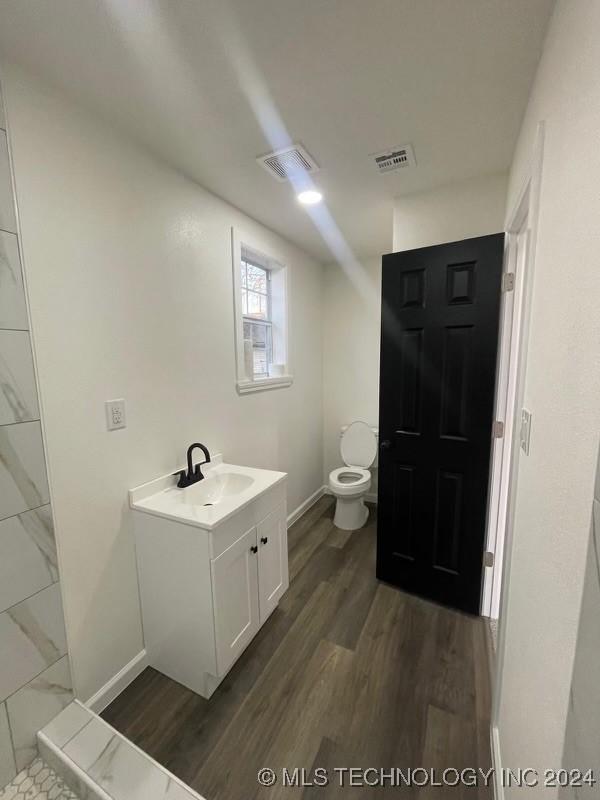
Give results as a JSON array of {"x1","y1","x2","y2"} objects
[
  {"x1": 329, "y1": 466, "x2": 371, "y2": 496},
  {"x1": 340, "y1": 421, "x2": 377, "y2": 468}
]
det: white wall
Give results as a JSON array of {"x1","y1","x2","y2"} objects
[
  {"x1": 322, "y1": 257, "x2": 381, "y2": 485},
  {"x1": 560, "y1": 447, "x2": 600, "y2": 797},
  {"x1": 393, "y1": 173, "x2": 508, "y2": 252},
  {"x1": 323, "y1": 174, "x2": 507, "y2": 487},
  {"x1": 1, "y1": 64, "x2": 324, "y2": 702},
  {"x1": 495, "y1": 1, "x2": 600, "y2": 793}
]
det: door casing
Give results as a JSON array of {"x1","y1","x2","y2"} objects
[{"x1": 482, "y1": 123, "x2": 545, "y2": 621}]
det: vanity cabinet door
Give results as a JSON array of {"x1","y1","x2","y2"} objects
[
  {"x1": 257, "y1": 504, "x2": 289, "y2": 625},
  {"x1": 211, "y1": 526, "x2": 260, "y2": 676}
]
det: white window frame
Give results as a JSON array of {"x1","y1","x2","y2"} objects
[
  {"x1": 241, "y1": 260, "x2": 273, "y2": 379},
  {"x1": 231, "y1": 227, "x2": 293, "y2": 394}
]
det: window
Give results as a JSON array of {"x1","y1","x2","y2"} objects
[
  {"x1": 241, "y1": 260, "x2": 272, "y2": 379},
  {"x1": 232, "y1": 229, "x2": 292, "y2": 393}
]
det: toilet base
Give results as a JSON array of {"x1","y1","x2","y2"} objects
[{"x1": 333, "y1": 496, "x2": 369, "y2": 531}]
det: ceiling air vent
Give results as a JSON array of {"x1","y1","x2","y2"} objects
[
  {"x1": 257, "y1": 144, "x2": 319, "y2": 183},
  {"x1": 371, "y1": 144, "x2": 416, "y2": 174}
]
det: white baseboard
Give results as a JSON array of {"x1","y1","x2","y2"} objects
[
  {"x1": 287, "y1": 486, "x2": 326, "y2": 528},
  {"x1": 84, "y1": 649, "x2": 148, "y2": 714},
  {"x1": 491, "y1": 725, "x2": 503, "y2": 800}
]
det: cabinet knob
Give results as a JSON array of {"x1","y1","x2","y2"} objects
[
  {"x1": 250, "y1": 545, "x2": 258, "y2": 554},
  {"x1": 260, "y1": 536, "x2": 268, "y2": 545}
]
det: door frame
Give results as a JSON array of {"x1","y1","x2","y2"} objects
[{"x1": 481, "y1": 122, "x2": 545, "y2": 620}]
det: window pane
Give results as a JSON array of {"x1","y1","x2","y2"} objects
[
  {"x1": 243, "y1": 319, "x2": 273, "y2": 379},
  {"x1": 246, "y1": 264, "x2": 267, "y2": 294},
  {"x1": 241, "y1": 261, "x2": 247, "y2": 289},
  {"x1": 242, "y1": 289, "x2": 248, "y2": 315},
  {"x1": 247, "y1": 290, "x2": 263, "y2": 317},
  {"x1": 253, "y1": 349, "x2": 267, "y2": 377},
  {"x1": 260, "y1": 293, "x2": 268, "y2": 318}
]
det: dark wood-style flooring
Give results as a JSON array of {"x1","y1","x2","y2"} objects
[{"x1": 103, "y1": 497, "x2": 492, "y2": 799}]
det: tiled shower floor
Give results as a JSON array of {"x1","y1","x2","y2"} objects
[{"x1": 0, "y1": 758, "x2": 79, "y2": 800}]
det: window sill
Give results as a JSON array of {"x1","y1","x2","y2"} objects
[{"x1": 236, "y1": 375, "x2": 294, "y2": 395}]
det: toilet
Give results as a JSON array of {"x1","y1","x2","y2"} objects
[{"x1": 329, "y1": 421, "x2": 378, "y2": 530}]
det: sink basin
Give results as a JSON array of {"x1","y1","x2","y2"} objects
[
  {"x1": 176, "y1": 471, "x2": 254, "y2": 505},
  {"x1": 129, "y1": 455, "x2": 286, "y2": 530}
]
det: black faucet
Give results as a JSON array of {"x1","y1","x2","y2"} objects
[{"x1": 176, "y1": 443, "x2": 211, "y2": 488}]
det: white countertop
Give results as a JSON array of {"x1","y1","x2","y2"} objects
[{"x1": 129, "y1": 454, "x2": 287, "y2": 531}]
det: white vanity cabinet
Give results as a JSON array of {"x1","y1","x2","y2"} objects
[
  {"x1": 211, "y1": 506, "x2": 288, "y2": 676},
  {"x1": 130, "y1": 460, "x2": 288, "y2": 699}
]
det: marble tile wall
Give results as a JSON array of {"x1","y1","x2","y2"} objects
[
  {"x1": 0, "y1": 81, "x2": 73, "y2": 789},
  {"x1": 560, "y1": 440, "x2": 600, "y2": 799}
]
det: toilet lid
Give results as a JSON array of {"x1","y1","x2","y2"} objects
[{"x1": 341, "y1": 421, "x2": 377, "y2": 468}]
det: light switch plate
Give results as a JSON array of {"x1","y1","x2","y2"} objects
[
  {"x1": 105, "y1": 398, "x2": 126, "y2": 431},
  {"x1": 520, "y1": 408, "x2": 532, "y2": 455}
]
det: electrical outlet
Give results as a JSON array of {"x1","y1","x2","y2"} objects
[
  {"x1": 519, "y1": 408, "x2": 532, "y2": 455},
  {"x1": 105, "y1": 399, "x2": 126, "y2": 431}
]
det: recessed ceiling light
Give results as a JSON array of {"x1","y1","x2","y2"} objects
[{"x1": 297, "y1": 190, "x2": 322, "y2": 205}]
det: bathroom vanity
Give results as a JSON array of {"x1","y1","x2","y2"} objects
[{"x1": 130, "y1": 455, "x2": 288, "y2": 698}]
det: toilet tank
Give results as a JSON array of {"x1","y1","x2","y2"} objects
[{"x1": 340, "y1": 424, "x2": 379, "y2": 468}]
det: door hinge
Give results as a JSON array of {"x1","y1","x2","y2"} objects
[
  {"x1": 493, "y1": 420, "x2": 504, "y2": 439},
  {"x1": 502, "y1": 272, "x2": 515, "y2": 292},
  {"x1": 484, "y1": 551, "x2": 494, "y2": 568}
]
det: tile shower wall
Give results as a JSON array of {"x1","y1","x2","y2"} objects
[
  {"x1": 0, "y1": 83, "x2": 72, "y2": 787},
  {"x1": 560, "y1": 440, "x2": 600, "y2": 798}
]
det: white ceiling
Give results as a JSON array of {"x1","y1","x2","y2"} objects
[{"x1": 0, "y1": 0, "x2": 554, "y2": 262}]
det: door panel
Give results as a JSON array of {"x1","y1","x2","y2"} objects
[
  {"x1": 440, "y1": 325, "x2": 472, "y2": 439},
  {"x1": 392, "y1": 464, "x2": 416, "y2": 560},
  {"x1": 257, "y1": 504, "x2": 288, "y2": 624},
  {"x1": 398, "y1": 328, "x2": 423, "y2": 433},
  {"x1": 211, "y1": 526, "x2": 259, "y2": 675},
  {"x1": 433, "y1": 469, "x2": 464, "y2": 573},
  {"x1": 377, "y1": 234, "x2": 504, "y2": 613}
]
